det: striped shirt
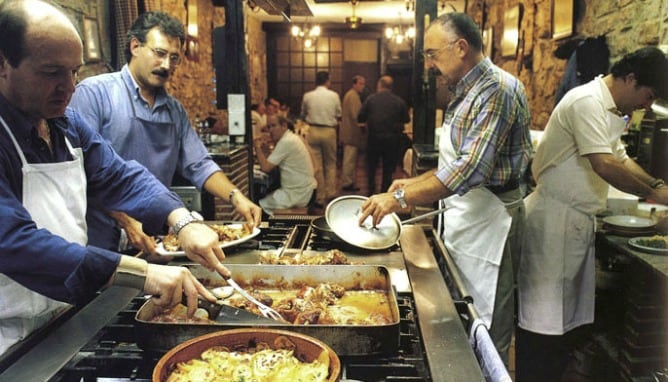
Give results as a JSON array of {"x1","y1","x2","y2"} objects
[{"x1": 435, "y1": 57, "x2": 532, "y2": 195}]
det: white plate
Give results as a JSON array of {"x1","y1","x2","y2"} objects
[
  {"x1": 602, "y1": 215, "x2": 656, "y2": 229},
  {"x1": 628, "y1": 236, "x2": 668, "y2": 255},
  {"x1": 155, "y1": 225, "x2": 261, "y2": 256}
]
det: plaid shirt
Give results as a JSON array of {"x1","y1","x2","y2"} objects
[{"x1": 435, "y1": 58, "x2": 532, "y2": 195}]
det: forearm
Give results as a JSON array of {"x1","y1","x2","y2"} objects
[
  {"x1": 622, "y1": 158, "x2": 659, "y2": 185},
  {"x1": 202, "y1": 171, "x2": 242, "y2": 204},
  {"x1": 404, "y1": 174, "x2": 453, "y2": 206},
  {"x1": 589, "y1": 154, "x2": 654, "y2": 198},
  {"x1": 108, "y1": 210, "x2": 134, "y2": 229},
  {"x1": 253, "y1": 146, "x2": 274, "y2": 173}
]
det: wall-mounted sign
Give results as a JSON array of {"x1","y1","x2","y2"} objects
[
  {"x1": 501, "y1": 5, "x2": 522, "y2": 58},
  {"x1": 83, "y1": 17, "x2": 101, "y2": 62},
  {"x1": 552, "y1": 0, "x2": 575, "y2": 40}
]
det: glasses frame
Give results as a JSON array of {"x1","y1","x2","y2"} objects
[
  {"x1": 142, "y1": 44, "x2": 182, "y2": 66},
  {"x1": 421, "y1": 39, "x2": 460, "y2": 61}
]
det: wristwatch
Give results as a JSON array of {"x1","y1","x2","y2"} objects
[
  {"x1": 650, "y1": 178, "x2": 665, "y2": 189},
  {"x1": 393, "y1": 188, "x2": 408, "y2": 209},
  {"x1": 172, "y1": 211, "x2": 204, "y2": 236}
]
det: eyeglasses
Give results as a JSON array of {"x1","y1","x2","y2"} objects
[
  {"x1": 143, "y1": 44, "x2": 182, "y2": 66},
  {"x1": 422, "y1": 39, "x2": 460, "y2": 61}
]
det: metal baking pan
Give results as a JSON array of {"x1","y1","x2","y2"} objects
[{"x1": 135, "y1": 264, "x2": 400, "y2": 356}]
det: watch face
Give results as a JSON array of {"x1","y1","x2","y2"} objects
[{"x1": 394, "y1": 189, "x2": 407, "y2": 208}]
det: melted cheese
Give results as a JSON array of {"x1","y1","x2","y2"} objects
[{"x1": 166, "y1": 347, "x2": 329, "y2": 382}]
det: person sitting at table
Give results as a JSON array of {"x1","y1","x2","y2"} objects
[{"x1": 253, "y1": 115, "x2": 317, "y2": 216}]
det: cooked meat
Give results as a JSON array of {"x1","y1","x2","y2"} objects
[
  {"x1": 251, "y1": 291, "x2": 273, "y2": 307},
  {"x1": 295, "y1": 309, "x2": 321, "y2": 325}
]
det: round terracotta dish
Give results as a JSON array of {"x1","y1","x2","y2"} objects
[{"x1": 153, "y1": 328, "x2": 340, "y2": 382}]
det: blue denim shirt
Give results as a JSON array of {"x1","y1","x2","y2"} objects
[{"x1": 0, "y1": 95, "x2": 182, "y2": 304}]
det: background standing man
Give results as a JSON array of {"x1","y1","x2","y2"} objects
[
  {"x1": 358, "y1": 13, "x2": 531, "y2": 365},
  {"x1": 340, "y1": 75, "x2": 367, "y2": 192},
  {"x1": 516, "y1": 47, "x2": 668, "y2": 382},
  {"x1": 253, "y1": 115, "x2": 317, "y2": 216},
  {"x1": 0, "y1": 0, "x2": 223, "y2": 354},
  {"x1": 357, "y1": 75, "x2": 410, "y2": 195},
  {"x1": 300, "y1": 71, "x2": 341, "y2": 208},
  {"x1": 69, "y1": 11, "x2": 261, "y2": 257}
]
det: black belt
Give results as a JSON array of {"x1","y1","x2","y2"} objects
[
  {"x1": 485, "y1": 179, "x2": 520, "y2": 195},
  {"x1": 309, "y1": 123, "x2": 336, "y2": 128}
]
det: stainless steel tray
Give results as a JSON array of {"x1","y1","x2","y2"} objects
[{"x1": 135, "y1": 264, "x2": 400, "y2": 355}]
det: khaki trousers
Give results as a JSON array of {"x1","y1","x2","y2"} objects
[
  {"x1": 307, "y1": 126, "x2": 337, "y2": 204},
  {"x1": 341, "y1": 144, "x2": 359, "y2": 188}
]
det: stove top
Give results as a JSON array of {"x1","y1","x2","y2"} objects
[{"x1": 0, "y1": 219, "x2": 485, "y2": 382}]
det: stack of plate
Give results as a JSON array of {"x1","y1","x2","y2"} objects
[{"x1": 601, "y1": 215, "x2": 656, "y2": 237}]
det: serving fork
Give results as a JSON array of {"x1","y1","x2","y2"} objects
[{"x1": 224, "y1": 276, "x2": 288, "y2": 323}]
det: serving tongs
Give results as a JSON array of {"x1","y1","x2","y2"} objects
[{"x1": 184, "y1": 294, "x2": 278, "y2": 324}]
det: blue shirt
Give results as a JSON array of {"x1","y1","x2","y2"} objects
[
  {"x1": 0, "y1": 95, "x2": 183, "y2": 304},
  {"x1": 69, "y1": 65, "x2": 220, "y2": 187},
  {"x1": 69, "y1": 65, "x2": 220, "y2": 249}
]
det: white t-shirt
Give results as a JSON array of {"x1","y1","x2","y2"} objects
[{"x1": 532, "y1": 76, "x2": 628, "y2": 180}]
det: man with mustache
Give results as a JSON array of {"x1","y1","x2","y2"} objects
[
  {"x1": 69, "y1": 12, "x2": 261, "y2": 258},
  {"x1": 358, "y1": 12, "x2": 531, "y2": 366}
]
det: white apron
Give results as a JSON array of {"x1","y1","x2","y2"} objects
[
  {"x1": 0, "y1": 115, "x2": 87, "y2": 354},
  {"x1": 437, "y1": 121, "x2": 513, "y2": 327},
  {"x1": 518, "y1": 112, "x2": 627, "y2": 335}
]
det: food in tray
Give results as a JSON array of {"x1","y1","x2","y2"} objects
[
  {"x1": 632, "y1": 235, "x2": 668, "y2": 249},
  {"x1": 162, "y1": 223, "x2": 252, "y2": 252},
  {"x1": 149, "y1": 304, "x2": 212, "y2": 324},
  {"x1": 258, "y1": 249, "x2": 359, "y2": 265},
  {"x1": 166, "y1": 335, "x2": 330, "y2": 382},
  {"x1": 150, "y1": 282, "x2": 394, "y2": 325}
]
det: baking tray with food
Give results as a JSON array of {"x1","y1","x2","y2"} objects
[{"x1": 135, "y1": 264, "x2": 401, "y2": 355}]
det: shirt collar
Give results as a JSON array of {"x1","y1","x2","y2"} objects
[
  {"x1": 454, "y1": 57, "x2": 492, "y2": 98},
  {"x1": 0, "y1": 92, "x2": 67, "y2": 140},
  {"x1": 594, "y1": 75, "x2": 620, "y2": 116},
  {"x1": 121, "y1": 65, "x2": 169, "y2": 108}
]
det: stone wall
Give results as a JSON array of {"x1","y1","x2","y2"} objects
[
  {"x1": 55, "y1": 0, "x2": 668, "y2": 133},
  {"x1": 53, "y1": 0, "x2": 111, "y2": 80},
  {"x1": 482, "y1": 0, "x2": 667, "y2": 131},
  {"x1": 161, "y1": 0, "x2": 225, "y2": 128}
]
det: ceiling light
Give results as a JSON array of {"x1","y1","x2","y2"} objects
[
  {"x1": 345, "y1": 0, "x2": 362, "y2": 29},
  {"x1": 291, "y1": 21, "x2": 321, "y2": 49}
]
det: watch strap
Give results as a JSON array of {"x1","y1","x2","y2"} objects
[
  {"x1": 172, "y1": 211, "x2": 203, "y2": 236},
  {"x1": 394, "y1": 189, "x2": 407, "y2": 208}
]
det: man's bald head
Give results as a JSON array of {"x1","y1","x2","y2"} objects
[{"x1": 0, "y1": 0, "x2": 81, "y2": 67}]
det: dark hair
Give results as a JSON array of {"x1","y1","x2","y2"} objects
[
  {"x1": 125, "y1": 11, "x2": 185, "y2": 63},
  {"x1": 352, "y1": 75, "x2": 364, "y2": 85},
  {"x1": 278, "y1": 115, "x2": 295, "y2": 131},
  {"x1": 433, "y1": 12, "x2": 483, "y2": 52},
  {"x1": 316, "y1": 71, "x2": 330, "y2": 86},
  {"x1": 610, "y1": 47, "x2": 668, "y2": 99},
  {"x1": 0, "y1": 0, "x2": 30, "y2": 67}
]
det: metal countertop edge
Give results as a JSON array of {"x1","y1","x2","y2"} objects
[
  {"x1": 0, "y1": 286, "x2": 140, "y2": 382},
  {"x1": 400, "y1": 225, "x2": 485, "y2": 382}
]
